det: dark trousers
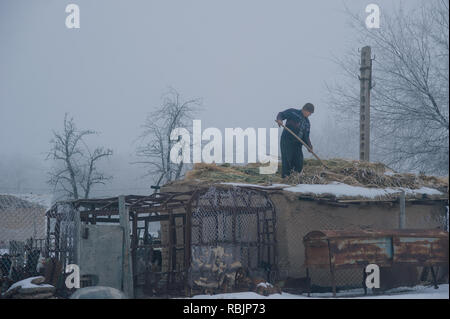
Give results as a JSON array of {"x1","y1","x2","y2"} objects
[{"x1": 280, "y1": 131, "x2": 304, "y2": 178}]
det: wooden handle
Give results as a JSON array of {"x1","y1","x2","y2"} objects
[{"x1": 276, "y1": 120, "x2": 328, "y2": 169}]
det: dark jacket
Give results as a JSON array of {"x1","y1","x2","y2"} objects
[{"x1": 277, "y1": 108, "x2": 312, "y2": 148}]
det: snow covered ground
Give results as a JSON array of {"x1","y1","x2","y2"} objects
[{"x1": 190, "y1": 284, "x2": 449, "y2": 299}]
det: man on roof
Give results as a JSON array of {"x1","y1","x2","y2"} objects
[{"x1": 275, "y1": 103, "x2": 314, "y2": 178}]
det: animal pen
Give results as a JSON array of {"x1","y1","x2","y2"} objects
[
  {"x1": 2, "y1": 159, "x2": 448, "y2": 298},
  {"x1": 45, "y1": 192, "x2": 193, "y2": 297},
  {"x1": 162, "y1": 176, "x2": 449, "y2": 295},
  {"x1": 43, "y1": 187, "x2": 279, "y2": 297},
  {"x1": 189, "y1": 186, "x2": 277, "y2": 292}
]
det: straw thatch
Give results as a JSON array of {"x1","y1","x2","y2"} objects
[{"x1": 182, "y1": 159, "x2": 448, "y2": 192}]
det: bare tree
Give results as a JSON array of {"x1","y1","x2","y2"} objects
[
  {"x1": 327, "y1": 0, "x2": 449, "y2": 175},
  {"x1": 47, "y1": 114, "x2": 113, "y2": 199},
  {"x1": 135, "y1": 88, "x2": 201, "y2": 188}
]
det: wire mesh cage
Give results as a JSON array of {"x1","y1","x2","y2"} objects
[
  {"x1": 189, "y1": 186, "x2": 278, "y2": 292},
  {"x1": 46, "y1": 203, "x2": 78, "y2": 267}
]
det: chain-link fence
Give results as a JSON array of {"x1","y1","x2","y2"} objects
[
  {"x1": 189, "y1": 186, "x2": 277, "y2": 292},
  {"x1": 275, "y1": 197, "x2": 449, "y2": 294},
  {"x1": 274, "y1": 202, "x2": 363, "y2": 293},
  {"x1": 46, "y1": 202, "x2": 78, "y2": 269},
  {"x1": 0, "y1": 194, "x2": 79, "y2": 296},
  {"x1": 0, "y1": 195, "x2": 48, "y2": 291}
]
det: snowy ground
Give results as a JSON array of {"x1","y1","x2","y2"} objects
[{"x1": 190, "y1": 284, "x2": 449, "y2": 299}]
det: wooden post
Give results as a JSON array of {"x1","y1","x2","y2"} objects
[
  {"x1": 74, "y1": 208, "x2": 81, "y2": 265},
  {"x1": 169, "y1": 211, "x2": 177, "y2": 285},
  {"x1": 362, "y1": 268, "x2": 368, "y2": 295},
  {"x1": 131, "y1": 211, "x2": 138, "y2": 288},
  {"x1": 45, "y1": 215, "x2": 50, "y2": 258},
  {"x1": 306, "y1": 267, "x2": 311, "y2": 297},
  {"x1": 55, "y1": 219, "x2": 60, "y2": 260},
  {"x1": 119, "y1": 195, "x2": 134, "y2": 298},
  {"x1": 330, "y1": 265, "x2": 337, "y2": 298},
  {"x1": 360, "y1": 46, "x2": 372, "y2": 162},
  {"x1": 327, "y1": 239, "x2": 337, "y2": 297},
  {"x1": 144, "y1": 219, "x2": 149, "y2": 245},
  {"x1": 399, "y1": 191, "x2": 406, "y2": 229},
  {"x1": 184, "y1": 201, "x2": 192, "y2": 297},
  {"x1": 430, "y1": 266, "x2": 439, "y2": 289}
]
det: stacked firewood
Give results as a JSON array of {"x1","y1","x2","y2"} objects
[{"x1": 1, "y1": 276, "x2": 56, "y2": 299}]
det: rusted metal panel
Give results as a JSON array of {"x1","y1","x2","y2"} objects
[
  {"x1": 304, "y1": 229, "x2": 449, "y2": 269},
  {"x1": 304, "y1": 237, "x2": 393, "y2": 268},
  {"x1": 393, "y1": 236, "x2": 449, "y2": 265},
  {"x1": 329, "y1": 237, "x2": 393, "y2": 268},
  {"x1": 304, "y1": 229, "x2": 448, "y2": 240},
  {"x1": 304, "y1": 239, "x2": 330, "y2": 267}
]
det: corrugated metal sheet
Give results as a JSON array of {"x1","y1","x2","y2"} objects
[{"x1": 304, "y1": 229, "x2": 448, "y2": 269}]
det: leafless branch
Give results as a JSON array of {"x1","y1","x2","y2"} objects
[
  {"x1": 134, "y1": 87, "x2": 201, "y2": 188},
  {"x1": 47, "y1": 113, "x2": 113, "y2": 199},
  {"x1": 327, "y1": 1, "x2": 449, "y2": 175}
]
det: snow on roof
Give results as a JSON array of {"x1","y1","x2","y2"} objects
[
  {"x1": 283, "y1": 182, "x2": 443, "y2": 199},
  {"x1": 221, "y1": 182, "x2": 290, "y2": 189},
  {"x1": 220, "y1": 181, "x2": 444, "y2": 199}
]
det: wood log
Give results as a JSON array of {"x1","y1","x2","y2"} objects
[
  {"x1": 2, "y1": 285, "x2": 20, "y2": 298},
  {"x1": 18, "y1": 286, "x2": 55, "y2": 295},
  {"x1": 13, "y1": 292, "x2": 54, "y2": 299},
  {"x1": 31, "y1": 276, "x2": 46, "y2": 285}
]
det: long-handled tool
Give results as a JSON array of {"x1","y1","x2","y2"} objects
[{"x1": 276, "y1": 120, "x2": 329, "y2": 169}]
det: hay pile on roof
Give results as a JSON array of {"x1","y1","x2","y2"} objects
[
  {"x1": 183, "y1": 159, "x2": 448, "y2": 192},
  {"x1": 184, "y1": 162, "x2": 281, "y2": 185}
]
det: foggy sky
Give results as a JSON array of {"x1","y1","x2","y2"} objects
[{"x1": 0, "y1": 0, "x2": 422, "y2": 196}]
